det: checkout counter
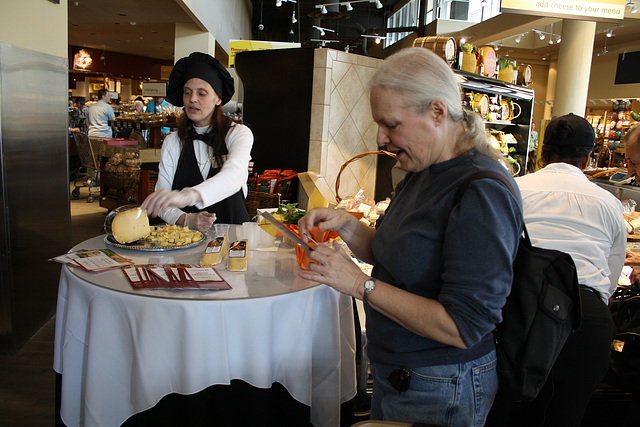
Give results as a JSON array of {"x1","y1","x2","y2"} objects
[{"x1": 591, "y1": 170, "x2": 640, "y2": 208}]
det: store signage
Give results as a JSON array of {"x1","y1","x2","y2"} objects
[
  {"x1": 229, "y1": 40, "x2": 300, "y2": 67},
  {"x1": 72, "y1": 47, "x2": 93, "y2": 71},
  {"x1": 501, "y1": 0, "x2": 627, "y2": 21},
  {"x1": 142, "y1": 82, "x2": 166, "y2": 97}
]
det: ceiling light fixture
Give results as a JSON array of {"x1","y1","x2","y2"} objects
[
  {"x1": 315, "y1": 0, "x2": 382, "y2": 12},
  {"x1": 606, "y1": 29, "x2": 614, "y2": 37},
  {"x1": 276, "y1": 0, "x2": 282, "y2": 6},
  {"x1": 539, "y1": 32, "x2": 545, "y2": 40},
  {"x1": 515, "y1": 34, "x2": 522, "y2": 43},
  {"x1": 313, "y1": 25, "x2": 335, "y2": 36},
  {"x1": 292, "y1": 11, "x2": 297, "y2": 23}
]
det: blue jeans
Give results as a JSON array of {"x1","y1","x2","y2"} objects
[{"x1": 370, "y1": 350, "x2": 498, "y2": 426}]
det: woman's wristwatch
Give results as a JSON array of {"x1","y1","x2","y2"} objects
[{"x1": 363, "y1": 278, "x2": 376, "y2": 304}]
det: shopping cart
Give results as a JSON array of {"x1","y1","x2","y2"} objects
[{"x1": 71, "y1": 131, "x2": 102, "y2": 203}]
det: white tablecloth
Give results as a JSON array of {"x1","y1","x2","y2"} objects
[{"x1": 53, "y1": 234, "x2": 356, "y2": 427}]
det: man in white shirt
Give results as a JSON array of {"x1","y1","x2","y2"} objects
[
  {"x1": 87, "y1": 89, "x2": 115, "y2": 138},
  {"x1": 513, "y1": 113, "x2": 625, "y2": 426}
]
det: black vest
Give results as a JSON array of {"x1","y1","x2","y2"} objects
[{"x1": 171, "y1": 139, "x2": 249, "y2": 225}]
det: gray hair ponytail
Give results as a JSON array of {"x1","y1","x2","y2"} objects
[{"x1": 369, "y1": 48, "x2": 504, "y2": 164}]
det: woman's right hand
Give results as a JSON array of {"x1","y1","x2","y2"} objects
[{"x1": 298, "y1": 208, "x2": 355, "y2": 242}]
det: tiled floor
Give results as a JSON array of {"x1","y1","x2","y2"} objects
[{"x1": 0, "y1": 185, "x2": 107, "y2": 426}]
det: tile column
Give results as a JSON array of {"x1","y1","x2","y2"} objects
[{"x1": 553, "y1": 19, "x2": 596, "y2": 117}]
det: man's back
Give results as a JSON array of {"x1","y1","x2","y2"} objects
[{"x1": 88, "y1": 100, "x2": 115, "y2": 138}]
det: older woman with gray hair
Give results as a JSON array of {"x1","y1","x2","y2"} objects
[{"x1": 298, "y1": 47, "x2": 523, "y2": 425}]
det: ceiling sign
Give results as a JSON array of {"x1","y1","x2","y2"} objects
[
  {"x1": 142, "y1": 82, "x2": 166, "y2": 97},
  {"x1": 229, "y1": 40, "x2": 300, "y2": 67},
  {"x1": 501, "y1": 0, "x2": 627, "y2": 22}
]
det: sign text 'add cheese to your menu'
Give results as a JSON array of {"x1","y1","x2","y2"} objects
[{"x1": 501, "y1": 0, "x2": 627, "y2": 22}]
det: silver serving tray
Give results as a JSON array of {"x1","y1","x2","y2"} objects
[{"x1": 104, "y1": 233, "x2": 206, "y2": 252}]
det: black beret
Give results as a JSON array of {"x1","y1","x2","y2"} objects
[
  {"x1": 167, "y1": 52, "x2": 234, "y2": 107},
  {"x1": 544, "y1": 113, "x2": 595, "y2": 148}
]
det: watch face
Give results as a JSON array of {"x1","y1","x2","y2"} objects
[{"x1": 365, "y1": 280, "x2": 375, "y2": 291}]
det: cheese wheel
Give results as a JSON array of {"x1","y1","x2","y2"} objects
[
  {"x1": 110, "y1": 207, "x2": 151, "y2": 244},
  {"x1": 200, "y1": 236, "x2": 228, "y2": 266},
  {"x1": 228, "y1": 240, "x2": 248, "y2": 272}
]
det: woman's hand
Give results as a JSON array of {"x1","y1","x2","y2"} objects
[
  {"x1": 298, "y1": 208, "x2": 355, "y2": 242},
  {"x1": 299, "y1": 240, "x2": 369, "y2": 298},
  {"x1": 141, "y1": 188, "x2": 201, "y2": 218},
  {"x1": 185, "y1": 212, "x2": 217, "y2": 232}
]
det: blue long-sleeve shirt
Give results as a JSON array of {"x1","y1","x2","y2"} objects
[{"x1": 368, "y1": 149, "x2": 523, "y2": 367}]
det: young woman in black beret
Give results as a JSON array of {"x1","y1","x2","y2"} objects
[{"x1": 141, "y1": 52, "x2": 253, "y2": 229}]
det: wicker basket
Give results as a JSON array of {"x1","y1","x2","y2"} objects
[
  {"x1": 335, "y1": 150, "x2": 396, "y2": 203},
  {"x1": 245, "y1": 191, "x2": 280, "y2": 219},
  {"x1": 102, "y1": 171, "x2": 140, "y2": 190}
]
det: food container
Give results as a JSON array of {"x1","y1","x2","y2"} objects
[{"x1": 413, "y1": 36, "x2": 457, "y2": 66}]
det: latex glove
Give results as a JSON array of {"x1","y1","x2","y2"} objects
[
  {"x1": 141, "y1": 188, "x2": 201, "y2": 218},
  {"x1": 185, "y1": 212, "x2": 217, "y2": 233}
]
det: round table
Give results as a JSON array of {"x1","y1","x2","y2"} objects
[{"x1": 53, "y1": 228, "x2": 356, "y2": 427}]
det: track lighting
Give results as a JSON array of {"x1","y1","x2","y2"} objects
[
  {"x1": 606, "y1": 30, "x2": 614, "y2": 37},
  {"x1": 313, "y1": 25, "x2": 335, "y2": 36},
  {"x1": 315, "y1": 0, "x2": 381, "y2": 12},
  {"x1": 292, "y1": 11, "x2": 297, "y2": 23},
  {"x1": 539, "y1": 32, "x2": 545, "y2": 40},
  {"x1": 515, "y1": 34, "x2": 522, "y2": 43}
]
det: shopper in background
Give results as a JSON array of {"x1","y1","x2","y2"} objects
[
  {"x1": 141, "y1": 52, "x2": 253, "y2": 229},
  {"x1": 297, "y1": 47, "x2": 523, "y2": 426},
  {"x1": 527, "y1": 120, "x2": 539, "y2": 173},
  {"x1": 87, "y1": 88, "x2": 115, "y2": 138},
  {"x1": 133, "y1": 98, "x2": 145, "y2": 113},
  {"x1": 75, "y1": 97, "x2": 89, "y2": 133},
  {"x1": 145, "y1": 95, "x2": 172, "y2": 134},
  {"x1": 624, "y1": 123, "x2": 640, "y2": 181},
  {"x1": 511, "y1": 113, "x2": 625, "y2": 426}
]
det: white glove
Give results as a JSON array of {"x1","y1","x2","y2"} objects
[
  {"x1": 185, "y1": 212, "x2": 217, "y2": 233},
  {"x1": 141, "y1": 188, "x2": 201, "y2": 218}
]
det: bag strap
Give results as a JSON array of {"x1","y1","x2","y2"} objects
[{"x1": 455, "y1": 171, "x2": 530, "y2": 246}]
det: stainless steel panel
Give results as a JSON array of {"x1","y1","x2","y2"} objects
[{"x1": 0, "y1": 43, "x2": 71, "y2": 353}]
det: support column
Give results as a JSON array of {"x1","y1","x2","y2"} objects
[
  {"x1": 174, "y1": 23, "x2": 215, "y2": 63},
  {"x1": 553, "y1": 19, "x2": 596, "y2": 117},
  {"x1": 544, "y1": 61, "x2": 557, "y2": 120}
]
